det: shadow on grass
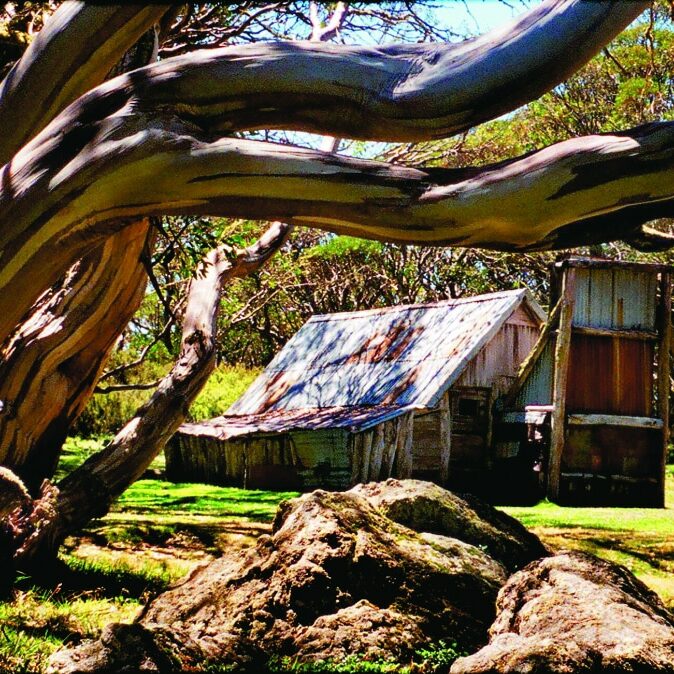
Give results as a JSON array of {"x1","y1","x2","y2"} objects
[{"x1": 15, "y1": 555, "x2": 171, "y2": 603}]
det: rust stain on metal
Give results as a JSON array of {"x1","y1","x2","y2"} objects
[
  {"x1": 178, "y1": 404, "x2": 416, "y2": 441},
  {"x1": 567, "y1": 334, "x2": 653, "y2": 416},
  {"x1": 228, "y1": 288, "x2": 545, "y2": 414},
  {"x1": 344, "y1": 323, "x2": 424, "y2": 364},
  {"x1": 255, "y1": 371, "x2": 295, "y2": 414},
  {"x1": 381, "y1": 366, "x2": 420, "y2": 405}
]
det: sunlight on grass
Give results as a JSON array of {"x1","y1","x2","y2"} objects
[
  {"x1": 116, "y1": 480, "x2": 299, "y2": 521},
  {"x1": 501, "y1": 464, "x2": 674, "y2": 532},
  {"x1": 0, "y1": 589, "x2": 139, "y2": 674},
  {"x1": 499, "y1": 465, "x2": 674, "y2": 610},
  {"x1": 56, "y1": 436, "x2": 165, "y2": 482}
]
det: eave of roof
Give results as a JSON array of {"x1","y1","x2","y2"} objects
[{"x1": 177, "y1": 404, "x2": 417, "y2": 441}]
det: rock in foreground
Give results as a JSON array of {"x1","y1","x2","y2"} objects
[
  {"x1": 451, "y1": 550, "x2": 674, "y2": 674},
  {"x1": 49, "y1": 481, "x2": 539, "y2": 673},
  {"x1": 352, "y1": 480, "x2": 548, "y2": 573}
]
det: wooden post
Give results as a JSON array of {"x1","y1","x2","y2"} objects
[
  {"x1": 657, "y1": 272, "x2": 671, "y2": 507},
  {"x1": 394, "y1": 413, "x2": 414, "y2": 478},
  {"x1": 359, "y1": 430, "x2": 373, "y2": 483},
  {"x1": 547, "y1": 268, "x2": 576, "y2": 502},
  {"x1": 380, "y1": 420, "x2": 399, "y2": 479},
  {"x1": 369, "y1": 423, "x2": 386, "y2": 481},
  {"x1": 439, "y1": 393, "x2": 451, "y2": 484},
  {"x1": 349, "y1": 433, "x2": 362, "y2": 486}
]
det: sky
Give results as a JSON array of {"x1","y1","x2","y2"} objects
[{"x1": 438, "y1": 0, "x2": 530, "y2": 34}]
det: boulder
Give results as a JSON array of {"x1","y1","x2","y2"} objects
[
  {"x1": 352, "y1": 479, "x2": 548, "y2": 573},
  {"x1": 451, "y1": 550, "x2": 674, "y2": 674},
  {"x1": 50, "y1": 482, "x2": 526, "y2": 673}
]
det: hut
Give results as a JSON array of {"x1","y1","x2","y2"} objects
[
  {"x1": 499, "y1": 258, "x2": 672, "y2": 507},
  {"x1": 166, "y1": 289, "x2": 545, "y2": 492}
]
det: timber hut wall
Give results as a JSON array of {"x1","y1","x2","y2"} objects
[
  {"x1": 349, "y1": 412, "x2": 415, "y2": 484},
  {"x1": 167, "y1": 414, "x2": 417, "y2": 491},
  {"x1": 455, "y1": 304, "x2": 541, "y2": 398},
  {"x1": 449, "y1": 304, "x2": 541, "y2": 492},
  {"x1": 503, "y1": 260, "x2": 672, "y2": 506},
  {"x1": 555, "y1": 264, "x2": 664, "y2": 504}
]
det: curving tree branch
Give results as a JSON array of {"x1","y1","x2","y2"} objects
[
  {"x1": 0, "y1": 3, "x2": 169, "y2": 164},
  {"x1": 14, "y1": 0, "x2": 644, "y2": 144},
  {"x1": 5, "y1": 111, "x2": 674, "y2": 341},
  {"x1": 12, "y1": 221, "x2": 292, "y2": 566}
]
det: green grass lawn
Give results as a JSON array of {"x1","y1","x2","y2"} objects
[
  {"x1": 500, "y1": 464, "x2": 674, "y2": 608},
  {"x1": 2, "y1": 441, "x2": 673, "y2": 673}
]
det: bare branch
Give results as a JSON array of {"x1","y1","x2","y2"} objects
[{"x1": 94, "y1": 380, "x2": 163, "y2": 394}]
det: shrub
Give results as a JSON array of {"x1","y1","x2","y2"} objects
[
  {"x1": 187, "y1": 364, "x2": 261, "y2": 421},
  {"x1": 73, "y1": 363, "x2": 260, "y2": 436}
]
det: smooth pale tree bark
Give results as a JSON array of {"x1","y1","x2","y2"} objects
[
  {"x1": 0, "y1": 220, "x2": 151, "y2": 491},
  {"x1": 35, "y1": 0, "x2": 641, "y2": 143},
  {"x1": 11, "y1": 222, "x2": 291, "y2": 568},
  {"x1": 0, "y1": 0, "x2": 653, "y2": 346},
  {"x1": 0, "y1": 3, "x2": 169, "y2": 164},
  {"x1": 0, "y1": 5, "x2": 169, "y2": 489},
  {"x1": 4, "y1": 115, "x2": 674, "y2": 347}
]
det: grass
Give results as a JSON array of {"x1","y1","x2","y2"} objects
[
  {"x1": 117, "y1": 480, "x2": 298, "y2": 520},
  {"x1": 0, "y1": 584, "x2": 140, "y2": 673},
  {"x1": 268, "y1": 641, "x2": 465, "y2": 673},
  {"x1": 3, "y1": 437, "x2": 674, "y2": 673},
  {"x1": 500, "y1": 464, "x2": 674, "y2": 609}
]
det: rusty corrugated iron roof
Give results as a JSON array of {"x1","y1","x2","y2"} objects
[
  {"x1": 228, "y1": 288, "x2": 544, "y2": 415},
  {"x1": 179, "y1": 404, "x2": 415, "y2": 441}
]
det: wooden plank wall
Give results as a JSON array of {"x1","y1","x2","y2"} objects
[
  {"x1": 167, "y1": 416, "x2": 419, "y2": 492},
  {"x1": 165, "y1": 433, "x2": 258, "y2": 486},
  {"x1": 351, "y1": 412, "x2": 415, "y2": 484},
  {"x1": 456, "y1": 306, "x2": 540, "y2": 399}
]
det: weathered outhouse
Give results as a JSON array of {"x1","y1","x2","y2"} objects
[
  {"x1": 166, "y1": 289, "x2": 545, "y2": 492},
  {"x1": 500, "y1": 258, "x2": 672, "y2": 506}
]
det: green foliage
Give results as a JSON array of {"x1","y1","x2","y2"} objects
[
  {"x1": 305, "y1": 235, "x2": 385, "y2": 261},
  {"x1": 72, "y1": 359, "x2": 170, "y2": 437},
  {"x1": 268, "y1": 654, "x2": 405, "y2": 673},
  {"x1": 267, "y1": 641, "x2": 464, "y2": 673},
  {"x1": 188, "y1": 364, "x2": 262, "y2": 421},
  {"x1": 71, "y1": 363, "x2": 259, "y2": 438},
  {"x1": 413, "y1": 640, "x2": 465, "y2": 669}
]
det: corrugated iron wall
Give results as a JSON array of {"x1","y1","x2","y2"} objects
[
  {"x1": 515, "y1": 340, "x2": 554, "y2": 408},
  {"x1": 571, "y1": 268, "x2": 657, "y2": 330},
  {"x1": 515, "y1": 266, "x2": 658, "y2": 413},
  {"x1": 567, "y1": 335, "x2": 653, "y2": 415},
  {"x1": 567, "y1": 267, "x2": 656, "y2": 416}
]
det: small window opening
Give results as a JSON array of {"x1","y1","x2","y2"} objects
[{"x1": 458, "y1": 397, "x2": 480, "y2": 416}]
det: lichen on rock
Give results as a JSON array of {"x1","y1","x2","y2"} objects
[{"x1": 50, "y1": 481, "x2": 535, "y2": 673}]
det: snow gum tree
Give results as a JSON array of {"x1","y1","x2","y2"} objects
[{"x1": 0, "y1": 0, "x2": 668, "y2": 572}]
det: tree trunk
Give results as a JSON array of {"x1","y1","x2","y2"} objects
[
  {"x1": 0, "y1": 7, "x2": 167, "y2": 490},
  {"x1": 0, "y1": 220, "x2": 152, "y2": 492},
  {"x1": 11, "y1": 222, "x2": 291, "y2": 569}
]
